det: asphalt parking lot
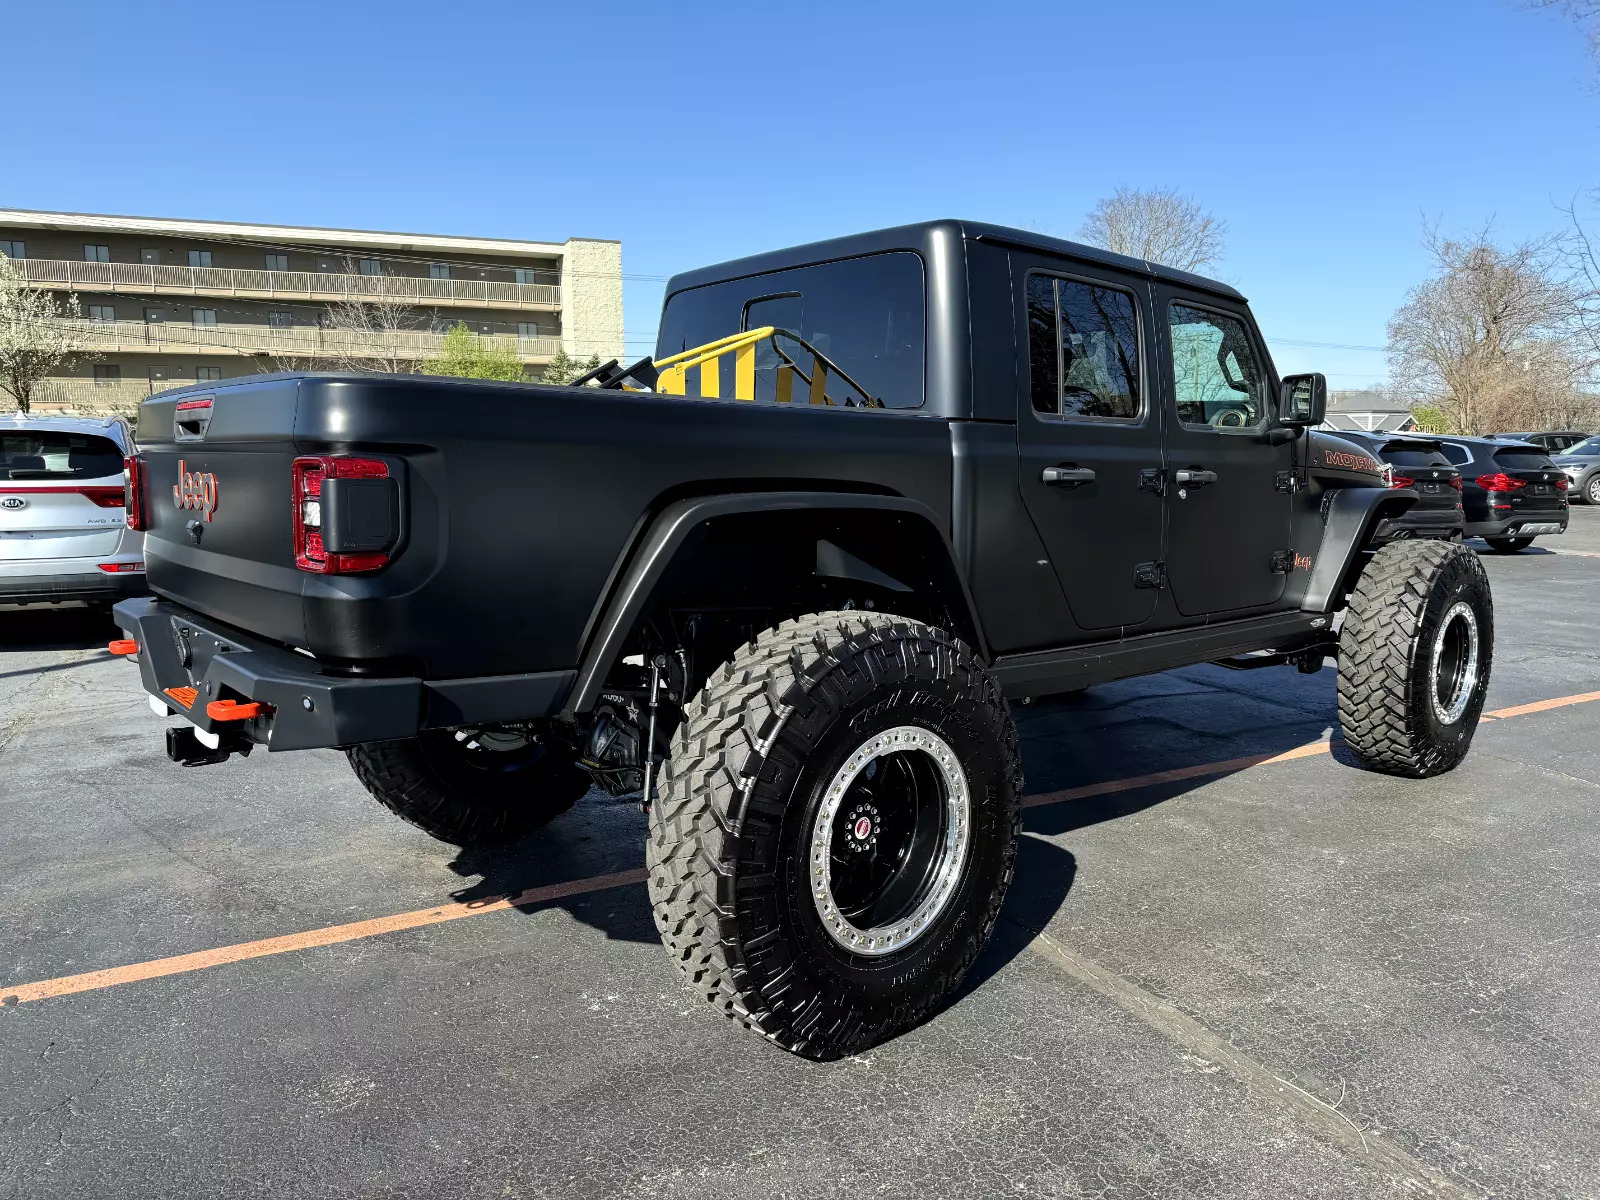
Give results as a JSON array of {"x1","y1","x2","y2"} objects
[{"x1": 3, "y1": 514, "x2": 1599, "y2": 1200}]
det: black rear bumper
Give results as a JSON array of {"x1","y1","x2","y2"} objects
[{"x1": 112, "y1": 596, "x2": 575, "y2": 751}]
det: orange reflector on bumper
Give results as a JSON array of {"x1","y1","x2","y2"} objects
[
  {"x1": 108, "y1": 639, "x2": 138, "y2": 656},
  {"x1": 206, "y1": 699, "x2": 263, "y2": 722}
]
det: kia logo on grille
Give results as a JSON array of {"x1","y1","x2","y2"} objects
[{"x1": 0, "y1": 497, "x2": 24, "y2": 510}]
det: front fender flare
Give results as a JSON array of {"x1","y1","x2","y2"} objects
[
  {"x1": 1299, "y1": 486, "x2": 1419, "y2": 612},
  {"x1": 564, "y1": 491, "x2": 985, "y2": 717}
]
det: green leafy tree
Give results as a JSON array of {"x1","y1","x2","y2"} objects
[
  {"x1": 1409, "y1": 404, "x2": 1452, "y2": 434},
  {"x1": 420, "y1": 323, "x2": 527, "y2": 382},
  {"x1": 541, "y1": 346, "x2": 601, "y2": 385}
]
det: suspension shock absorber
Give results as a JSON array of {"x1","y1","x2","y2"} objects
[{"x1": 639, "y1": 655, "x2": 664, "y2": 811}]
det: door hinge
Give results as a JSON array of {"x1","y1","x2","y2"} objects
[
  {"x1": 1133, "y1": 560, "x2": 1166, "y2": 589},
  {"x1": 1138, "y1": 467, "x2": 1167, "y2": 496},
  {"x1": 1274, "y1": 470, "x2": 1304, "y2": 494},
  {"x1": 1270, "y1": 549, "x2": 1296, "y2": 573}
]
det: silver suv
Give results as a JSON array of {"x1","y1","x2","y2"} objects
[{"x1": 0, "y1": 413, "x2": 145, "y2": 607}]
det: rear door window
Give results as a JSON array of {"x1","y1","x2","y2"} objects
[
  {"x1": 657, "y1": 251, "x2": 925, "y2": 409},
  {"x1": 1026, "y1": 274, "x2": 1142, "y2": 419},
  {"x1": 0, "y1": 432, "x2": 124, "y2": 480}
]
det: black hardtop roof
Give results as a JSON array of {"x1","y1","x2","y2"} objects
[{"x1": 663, "y1": 219, "x2": 1247, "y2": 303}]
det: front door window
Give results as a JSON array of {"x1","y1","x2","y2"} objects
[{"x1": 1169, "y1": 303, "x2": 1265, "y2": 430}]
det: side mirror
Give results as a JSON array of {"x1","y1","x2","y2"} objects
[{"x1": 1278, "y1": 373, "x2": 1326, "y2": 427}]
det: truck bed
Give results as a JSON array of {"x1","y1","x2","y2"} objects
[{"x1": 134, "y1": 373, "x2": 955, "y2": 680}]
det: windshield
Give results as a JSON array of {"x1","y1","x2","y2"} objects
[
  {"x1": 0, "y1": 431, "x2": 124, "y2": 481},
  {"x1": 656, "y1": 251, "x2": 926, "y2": 409},
  {"x1": 1563, "y1": 436, "x2": 1600, "y2": 456}
]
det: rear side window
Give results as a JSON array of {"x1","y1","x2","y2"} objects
[
  {"x1": 0, "y1": 432, "x2": 124, "y2": 480},
  {"x1": 1493, "y1": 449, "x2": 1554, "y2": 470},
  {"x1": 1026, "y1": 274, "x2": 1141, "y2": 419},
  {"x1": 1440, "y1": 443, "x2": 1473, "y2": 466},
  {"x1": 1379, "y1": 443, "x2": 1451, "y2": 467},
  {"x1": 656, "y1": 252, "x2": 925, "y2": 409}
]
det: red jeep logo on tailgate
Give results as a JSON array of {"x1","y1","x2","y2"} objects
[{"x1": 173, "y1": 460, "x2": 219, "y2": 522}]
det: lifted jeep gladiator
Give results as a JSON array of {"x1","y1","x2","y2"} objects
[{"x1": 112, "y1": 220, "x2": 1495, "y2": 1059}]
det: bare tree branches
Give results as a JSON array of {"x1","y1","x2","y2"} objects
[
  {"x1": 1387, "y1": 223, "x2": 1593, "y2": 433},
  {"x1": 1078, "y1": 187, "x2": 1227, "y2": 273},
  {"x1": 1527, "y1": 0, "x2": 1600, "y2": 58},
  {"x1": 0, "y1": 254, "x2": 89, "y2": 413}
]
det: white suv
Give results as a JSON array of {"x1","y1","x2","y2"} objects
[{"x1": 0, "y1": 413, "x2": 145, "y2": 607}]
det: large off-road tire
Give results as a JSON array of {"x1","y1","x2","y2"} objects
[
  {"x1": 1337, "y1": 539, "x2": 1494, "y2": 778},
  {"x1": 1482, "y1": 536, "x2": 1533, "y2": 554},
  {"x1": 346, "y1": 728, "x2": 591, "y2": 845},
  {"x1": 648, "y1": 611, "x2": 1022, "y2": 1059}
]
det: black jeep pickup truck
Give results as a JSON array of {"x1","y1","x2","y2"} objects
[{"x1": 112, "y1": 220, "x2": 1494, "y2": 1059}]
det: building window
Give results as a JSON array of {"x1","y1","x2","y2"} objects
[
  {"x1": 514, "y1": 268, "x2": 535, "y2": 285},
  {"x1": 87, "y1": 304, "x2": 116, "y2": 323},
  {"x1": 141, "y1": 248, "x2": 160, "y2": 264},
  {"x1": 188, "y1": 250, "x2": 213, "y2": 268},
  {"x1": 359, "y1": 258, "x2": 383, "y2": 276},
  {"x1": 265, "y1": 253, "x2": 289, "y2": 272},
  {"x1": 429, "y1": 262, "x2": 451, "y2": 280},
  {"x1": 192, "y1": 308, "x2": 217, "y2": 328},
  {"x1": 144, "y1": 307, "x2": 165, "y2": 324},
  {"x1": 94, "y1": 365, "x2": 121, "y2": 385},
  {"x1": 268, "y1": 311, "x2": 293, "y2": 328},
  {"x1": 84, "y1": 245, "x2": 111, "y2": 263},
  {"x1": 0, "y1": 240, "x2": 24, "y2": 259},
  {"x1": 196, "y1": 366, "x2": 222, "y2": 382},
  {"x1": 517, "y1": 323, "x2": 541, "y2": 339}
]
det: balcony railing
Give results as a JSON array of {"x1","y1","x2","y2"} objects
[
  {"x1": 27, "y1": 378, "x2": 168, "y2": 412},
  {"x1": 63, "y1": 319, "x2": 561, "y2": 362},
  {"x1": 12, "y1": 257, "x2": 560, "y2": 310}
]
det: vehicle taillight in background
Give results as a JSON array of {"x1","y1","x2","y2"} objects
[
  {"x1": 125, "y1": 455, "x2": 147, "y2": 530},
  {"x1": 1388, "y1": 474, "x2": 1415, "y2": 489},
  {"x1": 1474, "y1": 473, "x2": 1527, "y2": 492},
  {"x1": 1554, "y1": 476, "x2": 1570, "y2": 492},
  {"x1": 1447, "y1": 476, "x2": 1463, "y2": 490},
  {"x1": 291, "y1": 455, "x2": 395, "y2": 574}
]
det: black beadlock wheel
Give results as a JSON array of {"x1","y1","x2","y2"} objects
[
  {"x1": 346, "y1": 728, "x2": 591, "y2": 845},
  {"x1": 647, "y1": 611, "x2": 1022, "y2": 1060},
  {"x1": 1482, "y1": 536, "x2": 1534, "y2": 554},
  {"x1": 1337, "y1": 539, "x2": 1494, "y2": 777}
]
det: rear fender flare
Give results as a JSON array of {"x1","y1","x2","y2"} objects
[
  {"x1": 1299, "y1": 486, "x2": 1419, "y2": 612},
  {"x1": 565, "y1": 491, "x2": 985, "y2": 716}
]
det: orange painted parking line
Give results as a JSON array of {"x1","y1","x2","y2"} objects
[
  {"x1": 1, "y1": 868, "x2": 646, "y2": 1007},
  {"x1": 1482, "y1": 690, "x2": 1600, "y2": 720},
  {"x1": 6, "y1": 687, "x2": 1600, "y2": 1009}
]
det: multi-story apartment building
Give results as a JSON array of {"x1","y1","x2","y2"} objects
[{"x1": 0, "y1": 208, "x2": 623, "y2": 411}]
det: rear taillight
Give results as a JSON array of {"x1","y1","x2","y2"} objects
[
  {"x1": 1447, "y1": 476, "x2": 1463, "y2": 490},
  {"x1": 1388, "y1": 474, "x2": 1415, "y2": 489},
  {"x1": 291, "y1": 455, "x2": 393, "y2": 574},
  {"x1": 124, "y1": 455, "x2": 147, "y2": 530},
  {"x1": 97, "y1": 561, "x2": 144, "y2": 573},
  {"x1": 1474, "y1": 473, "x2": 1526, "y2": 491},
  {"x1": 1554, "y1": 476, "x2": 1570, "y2": 492}
]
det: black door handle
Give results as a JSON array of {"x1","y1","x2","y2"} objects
[
  {"x1": 1173, "y1": 469, "x2": 1217, "y2": 487},
  {"x1": 1042, "y1": 466, "x2": 1096, "y2": 487}
]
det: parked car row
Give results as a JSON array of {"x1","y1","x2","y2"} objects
[
  {"x1": 1340, "y1": 431, "x2": 1577, "y2": 553},
  {"x1": 0, "y1": 413, "x2": 146, "y2": 608}
]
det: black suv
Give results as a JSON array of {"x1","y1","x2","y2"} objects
[
  {"x1": 1437, "y1": 436, "x2": 1570, "y2": 551},
  {"x1": 1336, "y1": 432, "x2": 1463, "y2": 543}
]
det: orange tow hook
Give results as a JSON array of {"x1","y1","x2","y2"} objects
[
  {"x1": 206, "y1": 699, "x2": 264, "y2": 722},
  {"x1": 108, "y1": 639, "x2": 138, "y2": 656}
]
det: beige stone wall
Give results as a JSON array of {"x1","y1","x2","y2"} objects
[{"x1": 561, "y1": 238, "x2": 624, "y2": 364}]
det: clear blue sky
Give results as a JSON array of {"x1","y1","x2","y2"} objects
[{"x1": 4, "y1": 0, "x2": 1597, "y2": 389}]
